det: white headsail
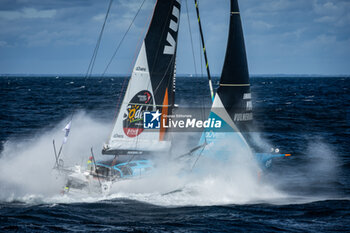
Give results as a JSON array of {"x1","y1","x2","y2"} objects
[{"x1": 103, "y1": 0, "x2": 181, "y2": 155}]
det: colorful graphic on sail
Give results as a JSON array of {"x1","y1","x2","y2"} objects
[{"x1": 123, "y1": 90, "x2": 153, "y2": 138}]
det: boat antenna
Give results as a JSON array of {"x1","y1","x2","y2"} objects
[{"x1": 194, "y1": 0, "x2": 214, "y2": 102}]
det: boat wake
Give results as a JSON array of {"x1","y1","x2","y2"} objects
[{"x1": 0, "y1": 113, "x2": 344, "y2": 206}]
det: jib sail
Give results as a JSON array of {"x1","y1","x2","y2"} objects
[{"x1": 103, "y1": 0, "x2": 181, "y2": 155}]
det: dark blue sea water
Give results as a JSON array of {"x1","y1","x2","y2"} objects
[{"x1": 1, "y1": 76, "x2": 350, "y2": 232}]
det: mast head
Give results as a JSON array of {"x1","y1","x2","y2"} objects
[{"x1": 231, "y1": 0, "x2": 240, "y2": 14}]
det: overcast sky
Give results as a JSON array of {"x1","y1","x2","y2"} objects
[{"x1": 0, "y1": 0, "x2": 349, "y2": 75}]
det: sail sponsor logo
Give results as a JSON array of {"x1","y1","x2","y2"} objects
[
  {"x1": 163, "y1": 2, "x2": 180, "y2": 55},
  {"x1": 135, "y1": 66, "x2": 146, "y2": 72},
  {"x1": 232, "y1": 92, "x2": 253, "y2": 121},
  {"x1": 113, "y1": 133, "x2": 123, "y2": 139},
  {"x1": 243, "y1": 92, "x2": 252, "y2": 111},
  {"x1": 123, "y1": 90, "x2": 154, "y2": 137},
  {"x1": 246, "y1": 101, "x2": 252, "y2": 111},
  {"x1": 243, "y1": 93, "x2": 251, "y2": 100},
  {"x1": 137, "y1": 92, "x2": 151, "y2": 102},
  {"x1": 234, "y1": 113, "x2": 253, "y2": 121}
]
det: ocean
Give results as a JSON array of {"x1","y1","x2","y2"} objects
[{"x1": 1, "y1": 76, "x2": 349, "y2": 232}]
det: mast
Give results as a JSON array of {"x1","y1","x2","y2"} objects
[
  {"x1": 103, "y1": 0, "x2": 181, "y2": 155},
  {"x1": 194, "y1": 0, "x2": 214, "y2": 102}
]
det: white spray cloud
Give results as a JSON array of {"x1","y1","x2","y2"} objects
[
  {"x1": 0, "y1": 113, "x2": 286, "y2": 206},
  {"x1": 3, "y1": 112, "x2": 342, "y2": 206},
  {"x1": 104, "y1": 132, "x2": 285, "y2": 206},
  {"x1": 264, "y1": 138, "x2": 343, "y2": 202},
  {"x1": 0, "y1": 112, "x2": 111, "y2": 203}
]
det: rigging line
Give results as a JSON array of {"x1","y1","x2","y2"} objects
[
  {"x1": 197, "y1": 3, "x2": 206, "y2": 128},
  {"x1": 115, "y1": 0, "x2": 154, "y2": 110},
  {"x1": 185, "y1": 0, "x2": 197, "y2": 76},
  {"x1": 63, "y1": 0, "x2": 113, "y2": 121},
  {"x1": 175, "y1": 142, "x2": 207, "y2": 159},
  {"x1": 114, "y1": 16, "x2": 150, "y2": 113},
  {"x1": 85, "y1": 0, "x2": 114, "y2": 79},
  {"x1": 126, "y1": 154, "x2": 137, "y2": 167},
  {"x1": 76, "y1": 0, "x2": 113, "y2": 115},
  {"x1": 65, "y1": 0, "x2": 112, "y2": 139},
  {"x1": 190, "y1": 143, "x2": 207, "y2": 171},
  {"x1": 153, "y1": 54, "x2": 175, "y2": 96},
  {"x1": 199, "y1": 30, "x2": 203, "y2": 78},
  {"x1": 101, "y1": 0, "x2": 147, "y2": 77},
  {"x1": 195, "y1": 0, "x2": 208, "y2": 133},
  {"x1": 194, "y1": 0, "x2": 214, "y2": 102}
]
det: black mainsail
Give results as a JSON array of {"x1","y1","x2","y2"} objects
[
  {"x1": 197, "y1": 0, "x2": 253, "y2": 158},
  {"x1": 103, "y1": 0, "x2": 181, "y2": 155},
  {"x1": 217, "y1": 0, "x2": 253, "y2": 132}
]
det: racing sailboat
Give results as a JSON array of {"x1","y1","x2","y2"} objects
[{"x1": 58, "y1": 0, "x2": 182, "y2": 193}]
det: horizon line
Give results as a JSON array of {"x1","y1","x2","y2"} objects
[{"x1": 0, "y1": 73, "x2": 349, "y2": 77}]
